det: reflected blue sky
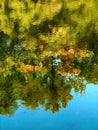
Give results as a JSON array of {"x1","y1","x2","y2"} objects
[{"x1": 0, "y1": 84, "x2": 98, "y2": 130}]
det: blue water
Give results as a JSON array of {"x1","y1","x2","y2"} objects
[{"x1": 0, "y1": 84, "x2": 98, "y2": 130}]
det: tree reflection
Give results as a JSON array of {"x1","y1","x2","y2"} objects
[
  {"x1": 0, "y1": 76, "x2": 18, "y2": 115},
  {"x1": 0, "y1": 62, "x2": 86, "y2": 114},
  {"x1": 0, "y1": 0, "x2": 98, "y2": 115},
  {"x1": 0, "y1": 52, "x2": 97, "y2": 114}
]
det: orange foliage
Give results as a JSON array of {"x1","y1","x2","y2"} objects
[
  {"x1": 57, "y1": 70, "x2": 71, "y2": 76},
  {"x1": 56, "y1": 48, "x2": 75, "y2": 57},
  {"x1": 18, "y1": 63, "x2": 41, "y2": 73}
]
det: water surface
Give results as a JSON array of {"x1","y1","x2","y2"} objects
[
  {"x1": 0, "y1": 84, "x2": 98, "y2": 130},
  {"x1": 0, "y1": 0, "x2": 98, "y2": 130}
]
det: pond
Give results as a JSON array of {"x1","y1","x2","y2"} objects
[{"x1": 0, "y1": 0, "x2": 98, "y2": 130}]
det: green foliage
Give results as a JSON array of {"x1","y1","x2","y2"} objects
[{"x1": 0, "y1": 57, "x2": 15, "y2": 77}]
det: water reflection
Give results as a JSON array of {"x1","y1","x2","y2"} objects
[
  {"x1": 0, "y1": 0, "x2": 98, "y2": 116},
  {"x1": 0, "y1": 68, "x2": 85, "y2": 115}
]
